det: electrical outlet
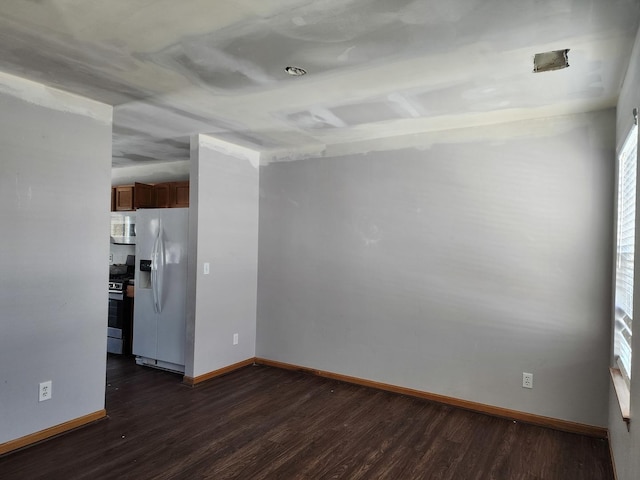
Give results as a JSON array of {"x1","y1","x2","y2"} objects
[
  {"x1": 39, "y1": 381, "x2": 52, "y2": 402},
  {"x1": 522, "y1": 372, "x2": 533, "y2": 389},
  {"x1": 233, "y1": 333, "x2": 239, "y2": 345},
  {"x1": 109, "y1": 253, "x2": 113, "y2": 263}
]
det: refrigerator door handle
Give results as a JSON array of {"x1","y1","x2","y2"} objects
[
  {"x1": 151, "y1": 230, "x2": 160, "y2": 314},
  {"x1": 155, "y1": 225, "x2": 165, "y2": 313}
]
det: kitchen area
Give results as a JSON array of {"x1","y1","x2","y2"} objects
[
  {"x1": 108, "y1": 236, "x2": 135, "y2": 356},
  {"x1": 108, "y1": 181, "x2": 189, "y2": 374}
]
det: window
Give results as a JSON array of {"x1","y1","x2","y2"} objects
[{"x1": 614, "y1": 122, "x2": 638, "y2": 381}]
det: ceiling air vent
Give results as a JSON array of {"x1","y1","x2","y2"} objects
[{"x1": 533, "y1": 49, "x2": 569, "y2": 73}]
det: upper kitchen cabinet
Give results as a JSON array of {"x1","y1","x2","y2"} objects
[
  {"x1": 153, "y1": 183, "x2": 172, "y2": 208},
  {"x1": 112, "y1": 183, "x2": 155, "y2": 211},
  {"x1": 134, "y1": 182, "x2": 154, "y2": 209},
  {"x1": 172, "y1": 181, "x2": 190, "y2": 208},
  {"x1": 153, "y1": 181, "x2": 190, "y2": 208},
  {"x1": 113, "y1": 185, "x2": 134, "y2": 211},
  {"x1": 112, "y1": 181, "x2": 189, "y2": 211}
]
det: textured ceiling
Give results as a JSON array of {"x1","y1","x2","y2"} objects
[{"x1": 0, "y1": 0, "x2": 638, "y2": 166}]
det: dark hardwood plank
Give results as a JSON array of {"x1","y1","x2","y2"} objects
[{"x1": 0, "y1": 355, "x2": 615, "y2": 480}]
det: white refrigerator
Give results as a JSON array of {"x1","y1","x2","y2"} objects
[{"x1": 133, "y1": 208, "x2": 189, "y2": 374}]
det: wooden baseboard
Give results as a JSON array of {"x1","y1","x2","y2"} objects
[
  {"x1": 0, "y1": 409, "x2": 106, "y2": 456},
  {"x1": 255, "y1": 358, "x2": 608, "y2": 439},
  {"x1": 183, "y1": 358, "x2": 256, "y2": 386}
]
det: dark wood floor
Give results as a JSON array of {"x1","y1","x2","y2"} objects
[{"x1": 1, "y1": 355, "x2": 614, "y2": 480}]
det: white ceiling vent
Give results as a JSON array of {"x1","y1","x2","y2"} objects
[{"x1": 533, "y1": 49, "x2": 570, "y2": 73}]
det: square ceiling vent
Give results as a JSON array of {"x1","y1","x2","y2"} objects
[{"x1": 533, "y1": 49, "x2": 569, "y2": 73}]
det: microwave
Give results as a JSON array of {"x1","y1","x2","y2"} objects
[{"x1": 110, "y1": 212, "x2": 136, "y2": 245}]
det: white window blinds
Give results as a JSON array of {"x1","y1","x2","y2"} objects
[{"x1": 615, "y1": 123, "x2": 638, "y2": 380}]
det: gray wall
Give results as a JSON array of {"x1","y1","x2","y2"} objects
[
  {"x1": 608, "y1": 22, "x2": 640, "y2": 480},
  {"x1": 257, "y1": 111, "x2": 614, "y2": 427},
  {"x1": 185, "y1": 135, "x2": 259, "y2": 378},
  {"x1": 0, "y1": 72, "x2": 112, "y2": 444}
]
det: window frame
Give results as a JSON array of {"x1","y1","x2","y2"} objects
[{"x1": 614, "y1": 122, "x2": 638, "y2": 384}]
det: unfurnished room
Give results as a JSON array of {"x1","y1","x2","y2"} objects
[{"x1": 2, "y1": 1, "x2": 640, "y2": 479}]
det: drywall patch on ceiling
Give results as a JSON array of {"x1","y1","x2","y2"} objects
[
  {"x1": 265, "y1": 109, "x2": 615, "y2": 164},
  {"x1": 268, "y1": 0, "x2": 411, "y2": 43},
  {"x1": 0, "y1": 26, "x2": 152, "y2": 105},
  {"x1": 337, "y1": 46, "x2": 356, "y2": 62},
  {"x1": 330, "y1": 100, "x2": 406, "y2": 125},
  {"x1": 137, "y1": 0, "x2": 499, "y2": 95},
  {"x1": 291, "y1": 16, "x2": 307, "y2": 26},
  {"x1": 387, "y1": 92, "x2": 422, "y2": 118},
  {"x1": 312, "y1": 95, "x2": 617, "y2": 147},
  {"x1": 246, "y1": 129, "x2": 328, "y2": 154},
  {"x1": 141, "y1": 25, "x2": 317, "y2": 91},
  {"x1": 262, "y1": 142, "x2": 328, "y2": 165},
  {"x1": 114, "y1": 101, "x2": 228, "y2": 139},
  {"x1": 112, "y1": 125, "x2": 190, "y2": 166},
  {"x1": 411, "y1": 83, "x2": 472, "y2": 117},
  {"x1": 396, "y1": 0, "x2": 482, "y2": 25},
  {"x1": 278, "y1": 96, "x2": 419, "y2": 132},
  {"x1": 283, "y1": 107, "x2": 347, "y2": 130},
  {"x1": 152, "y1": 42, "x2": 275, "y2": 90}
]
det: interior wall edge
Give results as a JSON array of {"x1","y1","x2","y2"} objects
[
  {"x1": 182, "y1": 357, "x2": 256, "y2": 386},
  {"x1": 0, "y1": 69, "x2": 112, "y2": 123}
]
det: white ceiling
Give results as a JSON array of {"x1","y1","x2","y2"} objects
[{"x1": 0, "y1": 0, "x2": 638, "y2": 166}]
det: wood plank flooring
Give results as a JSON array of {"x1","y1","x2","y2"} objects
[{"x1": 0, "y1": 355, "x2": 614, "y2": 479}]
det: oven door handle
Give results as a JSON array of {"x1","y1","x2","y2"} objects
[{"x1": 109, "y1": 291, "x2": 124, "y2": 301}]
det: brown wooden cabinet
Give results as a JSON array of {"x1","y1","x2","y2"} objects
[
  {"x1": 134, "y1": 182, "x2": 154, "y2": 209},
  {"x1": 153, "y1": 183, "x2": 172, "y2": 208},
  {"x1": 114, "y1": 185, "x2": 135, "y2": 211},
  {"x1": 172, "y1": 181, "x2": 190, "y2": 208},
  {"x1": 111, "y1": 181, "x2": 189, "y2": 211},
  {"x1": 152, "y1": 181, "x2": 190, "y2": 208}
]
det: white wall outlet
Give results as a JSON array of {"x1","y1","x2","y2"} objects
[
  {"x1": 39, "y1": 380, "x2": 52, "y2": 402},
  {"x1": 203, "y1": 262, "x2": 210, "y2": 275},
  {"x1": 522, "y1": 372, "x2": 533, "y2": 389},
  {"x1": 233, "y1": 333, "x2": 239, "y2": 345},
  {"x1": 109, "y1": 253, "x2": 113, "y2": 263}
]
